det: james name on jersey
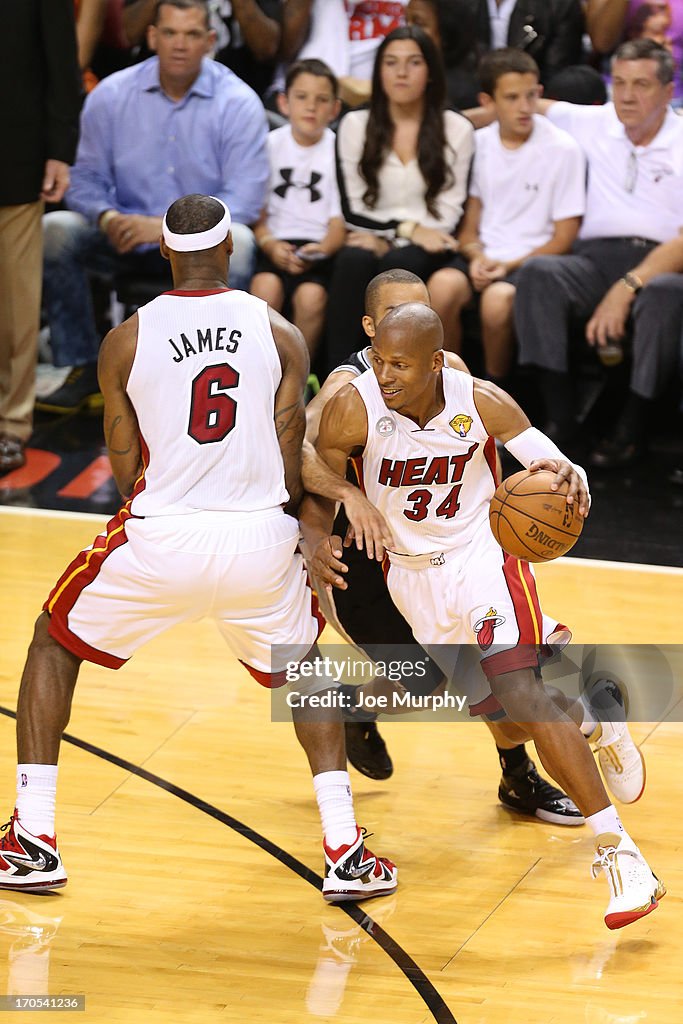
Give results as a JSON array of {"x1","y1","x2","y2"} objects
[{"x1": 167, "y1": 326, "x2": 242, "y2": 363}]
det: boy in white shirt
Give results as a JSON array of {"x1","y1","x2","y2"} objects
[
  {"x1": 251, "y1": 60, "x2": 346, "y2": 358},
  {"x1": 428, "y1": 48, "x2": 586, "y2": 384}
]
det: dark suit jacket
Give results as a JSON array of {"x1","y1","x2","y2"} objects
[
  {"x1": 0, "y1": 0, "x2": 81, "y2": 205},
  {"x1": 473, "y1": 0, "x2": 585, "y2": 84}
]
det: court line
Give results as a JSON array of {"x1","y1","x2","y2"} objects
[
  {"x1": 0, "y1": 705, "x2": 457, "y2": 1024},
  {"x1": 2, "y1": 507, "x2": 682, "y2": 576}
]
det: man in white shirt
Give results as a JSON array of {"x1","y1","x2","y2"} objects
[
  {"x1": 428, "y1": 48, "x2": 585, "y2": 382},
  {"x1": 514, "y1": 38, "x2": 683, "y2": 467}
]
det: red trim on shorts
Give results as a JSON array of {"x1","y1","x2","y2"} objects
[
  {"x1": 240, "y1": 662, "x2": 289, "y2": 689},
  {"x1": 240, "y1": 575, "x2": 325, "y2": 688},
  {"x1": 164, "y1": 288, "x2": 233, "y2": 296},
  {"x1": 43, "y1": 435, "x2": 150, "y2": 667},
  {"x1": 501, "y1": 553, "x2": 544, "y2": 645},
  {"x1": 47, "y1": 616, "x2": 127, "y2": 670},
  {"x1": 483, "y1": 435, "x2": 498, "y2": 486},
  {"x1": 469, "y1": 692, "x2": 504, "y2": 717},
  {"x1": 480, "y1": 645, "x2": 541, "y2": 680}
]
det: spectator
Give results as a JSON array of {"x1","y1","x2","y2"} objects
[
  {"x1": 209, "y1": 0, "x2": 282, "y2": 97},
  {"x1": 324, "y1": 25, "x2": 473, "y2": 370},
  {"x1": 278, "y1": 0, "x2": 408, "y2": 109},
  {"x1": 75, "y1": 0, "x2": 109, "y2": 91},
  {"x1": 514, "y1": 38, "x2": 683, "y2": 466},
  {"x1": 587, "y1": 0, "x2": 683, "y2": 105},
  {"x1": 37, "y1": 0, "x2": 268, "y2": 416},
  {"x1": 545, "y1": 64, "x2": 609, "y2": 104},
  {"x1": 427, "y1": 49, "x2": 585, "y2": 381},
  {"x1": 251, "y1": 59, "x2": 345, "y2": 358},
  {"x1": 0, "y1": 0, "x2": 81, "y2": 474},
  {"x1": 467, "y1": 0, "x2": 585, "y2": 86},
  {"x1": 406, "y1": 0, "x2": 481, "y2": 109}
]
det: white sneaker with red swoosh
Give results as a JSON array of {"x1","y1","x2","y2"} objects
[
  {"x1": 322, "y1": 826, "x2": 397, "y2": 902},
  {"x1": 0, "y1": 810, "x2": 67, "y2": 892}
]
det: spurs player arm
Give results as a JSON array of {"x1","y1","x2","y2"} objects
[
  {"x1": 98, "y1": 316, "x2": 142, "y2": 499},
  {"x1": 474, "y1": 379, "x2": 590, "y2": 517},
  {"x1": 269, "y1": 308, "x2": 309, "y2": 515}
]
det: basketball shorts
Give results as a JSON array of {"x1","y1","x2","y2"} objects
[
  {"x1": 44, "y1": 506, "x2": 323, "y2": 684},
  {"x1": 386, "y1": 527, "x2": 569, "y2": 715}
]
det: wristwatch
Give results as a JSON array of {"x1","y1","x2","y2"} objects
[{"x1": 621, "y1": 271, "x2": 643, "y2": 293}]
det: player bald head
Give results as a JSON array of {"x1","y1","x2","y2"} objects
[{"x1": 375, "y1": 302, "x2": 443, "y2": 354}]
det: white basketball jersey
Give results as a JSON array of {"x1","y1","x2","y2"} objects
[
  {"x1": 127, "y1": 289, "x2": 288, "y2": 516},
  {"x1": 352, "y1": 368, "x2": 497, "y2": 555}
]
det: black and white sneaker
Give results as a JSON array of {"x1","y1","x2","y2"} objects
[
  {"x1": 498, "y1": 758, "x2": 584, "y2": 826},
  {"x1": 344, "y1": 722, "x2": 393, "y2": 781},
  {"x1": 0, "y1": 810, "x2": 67, "y2": 892},
  {"x1": 322, "y1": 826, "x2": 397, "y2": 902}
]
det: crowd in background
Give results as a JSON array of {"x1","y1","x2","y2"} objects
[{"x1": 1, "y1": 0, "x2": 682, "y2": 477}]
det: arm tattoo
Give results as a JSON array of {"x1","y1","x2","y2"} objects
[
  {"x1": 106, "y1": 414, "x2": 133, "y2": 456},
  {"x1": 275, "y1": 400, "x2": 303, "y2": 439}
]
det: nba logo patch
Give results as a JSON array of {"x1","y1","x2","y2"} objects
[{"x1": 20, "y1": 773, "x2": 28, "y2": 788}]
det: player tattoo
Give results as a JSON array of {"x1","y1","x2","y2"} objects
[
  {"x1": 106, "y1": 415, "x2": 132, "y2": 455},
  {"x1": 275, "y1": 400, "x2": 303, "y2": 438}
]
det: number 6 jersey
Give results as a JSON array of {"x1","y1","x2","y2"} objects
[
  {"x1": 127, "y1": 289, "x2": 288, "y2": 516},
  {"x1": 351, "y1": 367, "x2": 498, "y2": 555}
]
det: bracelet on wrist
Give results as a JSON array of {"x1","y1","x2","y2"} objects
[
  {"x1": 396, "y1": 219, "x2": 418, "y2": 241},
  {"x1": 621, "y1": 271, "x2": 643, "y2": 294}
]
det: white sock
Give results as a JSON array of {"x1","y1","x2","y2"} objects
[
  {"x1": 578, "y1": 694, "x2": 598, "y2": 737},
  {"x1": 586, "y1": 804, "x2": 627, "y2": 840},
  {"x1": 313, "y1": 770, "x2": 357, "y2": 849},
  {"x1": 16, "y1": 764, "x2": 58, "y2": 837}
]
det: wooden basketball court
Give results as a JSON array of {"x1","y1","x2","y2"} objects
[{"x1": 1, "y1": 507, "x2": 681, "y2": 1024}]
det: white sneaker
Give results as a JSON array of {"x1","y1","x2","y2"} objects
[
  {"x1": 591, "y1": 831, "x2": 665, "y2": 930},
  {"x1": 322, "y1": 826, "x2": 397, "y2": 902},
  {"x1": 587, "y1": 679, "x2": 645, "y2": 804},
  {"x1": 593, "y1": 723, "x2": 646, "y2": 804},
  {"x1": 0, "y1": 810, "x2": 67, "y2": 893}
]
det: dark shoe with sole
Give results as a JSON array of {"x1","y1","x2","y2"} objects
[
  {"x1": 0, "y1": 434, "x2": 26, "y2": 475},
  {"x1": 499, "y1": 757, "x2": 584, "y2": 825},
  {"x1": 344, "y1": 721, "x2": 393, "y2": 781},
  {"x1": 35, "y1": 363, "x2": 102, "y2": 414}
]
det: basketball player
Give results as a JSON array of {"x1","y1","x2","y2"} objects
[
  {"x1": 303, "y1": 269, "x2": 588, "y2": 827},
  {"x1": 0, "y1": 194, "x2": 396, "y2": 904},
  {"x1": 303, "y1": 302, "x2": 665, "y2": 929}
]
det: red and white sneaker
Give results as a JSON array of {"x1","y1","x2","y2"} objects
[
  {"x1": 322, "y1": 826, "x2": 397, "y2": 903},
  {"x1": 0, "y1": 810, "x2": 67, "y2": 893}
]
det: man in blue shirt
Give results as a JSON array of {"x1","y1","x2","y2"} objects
[{"x1": 39, "y1": 0, "x2": 269, "y2": 414}]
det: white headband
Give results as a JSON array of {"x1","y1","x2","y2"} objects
[{"x1": 162, "y1": 198, "x2": 231, "y2": 252}]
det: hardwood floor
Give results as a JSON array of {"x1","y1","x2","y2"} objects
[{"x1": 0, "y1": 508, "x2": 681, "y2": 1024}]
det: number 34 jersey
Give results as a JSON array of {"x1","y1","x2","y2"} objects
[
  {"x1": 128, "y1": 289, "x2": 288, "y2": 516},
  {"x1": 351, "y1": 367, "x2": 498, "y2": 556}
]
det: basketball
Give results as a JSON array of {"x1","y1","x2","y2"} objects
[{"x1": 489, "y1": 469, "x2": 584, "y2": 563}]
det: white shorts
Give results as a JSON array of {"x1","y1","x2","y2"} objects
[
  {"x1": 45, "y1": 507, "x2": 323, "y2": 684},
  {"x1": 386, "y1": 528, "x2": 568, "y2": 713}
]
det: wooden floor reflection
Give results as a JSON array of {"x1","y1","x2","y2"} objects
[{"x1": 1, "y1": 509, "x2": 681, "y2": 1024}]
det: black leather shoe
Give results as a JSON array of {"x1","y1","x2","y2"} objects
[
  {"x1": 589, "y1": 438, "x2": 645, "y2": 470},
  {"x1": 0, "y1": 434, "x2": 26, "y2": 475},
  {"x1": 344, "y1": 722, "x2": 393, "y2": 781}
]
